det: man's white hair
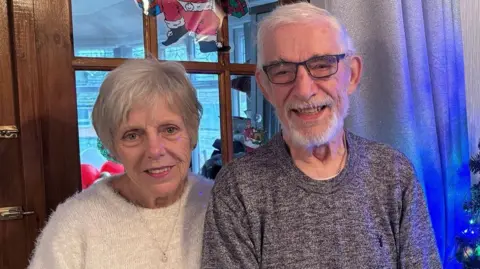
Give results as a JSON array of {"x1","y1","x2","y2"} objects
[{"x1": 256, "y1": 2, "x2": 355, "y2": 68}]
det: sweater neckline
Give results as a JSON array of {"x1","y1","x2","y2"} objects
[
  {"x1": 272, "y1": 130, "x2": 359, "y2": 194},
  {"x1": 93, "y1": 176, "x2": 188, "y2": 215}
]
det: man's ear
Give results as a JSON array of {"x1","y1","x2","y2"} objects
[
  {"x1": 347, "y1": 55, "x2": 362, "y2": 95},
  {"x1": 255, "y1": 69, "x2": 272, "y2": 102}
]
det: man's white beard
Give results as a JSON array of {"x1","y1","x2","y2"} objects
[
  {"x1": 282, "y1": 100, "x2": 349, "y2": 148},
  {"x1": 283, "y1": 112, "x2": 340, "y2": 148}
]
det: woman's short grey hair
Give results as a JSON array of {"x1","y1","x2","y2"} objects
[
  {"x1": 256, "y1": 2, "x2": 355, "y2": 68},
  {"x1": 91, "y1": 59, "x2": 203, "y2": 155}
]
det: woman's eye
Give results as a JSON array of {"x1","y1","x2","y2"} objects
[{"x1": 123, "y1": 133, "x2": 138, "y2": 140}]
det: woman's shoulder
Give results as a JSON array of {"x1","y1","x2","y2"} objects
[
  {"x1": 185, "y1": 173, "x2": 213, "y2": 205},
  {"x1": 47, "y1": 177, "x2": 119, "y2": 225},
  {"x1": 187, "y1": 173, "x2": 214, "y2": 193}
]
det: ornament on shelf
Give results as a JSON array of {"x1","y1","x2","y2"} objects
[
  {"x1": 136, "y1": 0, "x2": 161, "y2": 16},
  {"x1": 243, "y1": 119, "x2": 266, "y2": 153}
]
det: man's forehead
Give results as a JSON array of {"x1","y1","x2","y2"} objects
[{"x1": 262, "y1": 25, "x2": 343, "y2": 64}]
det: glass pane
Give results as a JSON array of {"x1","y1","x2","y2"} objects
[
  {"x1": 157, "y1": 14, "x2": 218, "y2": 62},
  {"x1": 72, "y1": 0, "x2": 144, "y2": 58},
  {"x1": 76, "y1": 71, "x2": 221, "y2": 189},
  {"x1": 221, "y1": 75, "x2": 279, "y2": 177},
  {"x1": 76, "y1": 71, "x2": 114, "y2": 190},
  {"x1": 228, "y1": 0, "x2": 277, "y2": 64},
  {"x1": 190, "y1": 74, "x2": 221, "y2": 177},
  {"x1": 77, "y1": 71, "x2": 107, "y2": 170}
]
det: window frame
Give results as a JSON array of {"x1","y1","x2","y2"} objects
[{"x1": 70, "y1": 0, "x2": 305, "y2": 166}]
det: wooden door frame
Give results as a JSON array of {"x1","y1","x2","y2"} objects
[
  {"x1": 9, "y1": 0, "x2": 80, "y2": 225},
  {"x1": 33, "y1": 0, "x2": 81, "y2": 214},
  {"x1": 9, "y1": 0, "x2": 47, "y2": 252}
]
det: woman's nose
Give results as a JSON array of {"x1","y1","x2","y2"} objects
[{"x1": 146, "y1": 135, "x2": 167, "y2": 160}]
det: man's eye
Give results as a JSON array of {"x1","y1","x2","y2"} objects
[
  {"x1": 165, "y1": 127, "x2": 178, "y2": 134},
  {"x1": 311, "y1": 63, "x2": 333, "y2": 69},
  {"x1": 273, "y1": 70, "x2": 291, "y2": 76}
]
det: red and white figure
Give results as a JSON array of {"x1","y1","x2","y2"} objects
[{"x1": 159, "y1": 0, "x2": 227, "y2": 53}]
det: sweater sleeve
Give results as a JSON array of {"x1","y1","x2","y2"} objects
[
  {"x1": 399, "y1": 172, "x2": 442, "y2": 268},
  {"x1": 201, "y1": 167, "x2": 259, "y2": 269},
  {"x1": 28, "y1": 202, "x2": 84, "y2": 269}
]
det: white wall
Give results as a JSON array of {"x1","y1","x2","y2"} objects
[{"x1": 460, "y1": 1, "x2": 480, "y2": 183}]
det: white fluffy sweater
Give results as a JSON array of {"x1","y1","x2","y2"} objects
[{"x1": 28, "y1": 174, "x2": 213, "y2": 269}]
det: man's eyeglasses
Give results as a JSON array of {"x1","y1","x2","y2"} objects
[{"x1": 262, "y1": 54, "x2": 347, "y2": 85}]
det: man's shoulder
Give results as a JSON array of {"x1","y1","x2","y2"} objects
[
  {"x1": 212, "y1": 135, "x2": 285, "y2": 194},
  {"x1": 348, "y1": 131, "x2": 416, "y2": 185},
  {"x1": 350, "y1": 132, "x2": 412, "y2": 164},
  {"x1": 220, "y1": 136, "x2": 283, "y2": 175}
]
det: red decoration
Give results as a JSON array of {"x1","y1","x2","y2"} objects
[
  {"x1": 81, "y1": 164, "x2": 100, "y2": 189},
  {"x1": 134, "y1": 0, "x2": 230, "y2": 52},
  {"x1": 100, "y1": 161, "x2": 125, "y2": 175},
  {"x1": 159, "y1": 0, "x2": 224, "y2": 53}
]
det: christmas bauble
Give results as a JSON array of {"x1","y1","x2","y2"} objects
[
  {"x1": 100, "y1": 161, "x2": 124, "y2": 175},
  {"x1": 81, "y1": 164, "x2": 100, "y2": 189}
]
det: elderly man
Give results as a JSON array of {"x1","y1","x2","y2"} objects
[{"x1": 201, "y1": 2, "x2": 442, "y2": 269}]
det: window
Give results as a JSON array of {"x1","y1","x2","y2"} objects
[{"x1": 71, "y1": 0, "x2": 282, "y2": 182}]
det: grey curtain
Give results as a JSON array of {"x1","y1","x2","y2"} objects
[{"x1": 321, "y1": 0, "x2": 470, "y2": 267}]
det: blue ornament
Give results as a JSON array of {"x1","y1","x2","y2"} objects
[{"x1": 135, "y1": 0, "x2": 162, "y2": 16}]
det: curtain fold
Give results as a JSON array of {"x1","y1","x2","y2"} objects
[{"x1": 324, "y1": 0, "x2": 471, "y2": 267}]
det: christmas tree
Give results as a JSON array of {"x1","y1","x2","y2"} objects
[
  {"x1": 471, "y1": 140, "x2": 480, "y2": 175},
  {"x1": 455, "y1": 139, "x2": 480, "y2": 268}
]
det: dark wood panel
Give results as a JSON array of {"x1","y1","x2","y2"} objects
[
  {"x1": 9, "y1": 0, "x2": 46, "y2": 268},
  {"x1": 0, "y1": 0, "x2": 15, "y2": 124},
  {"x1": 229, "y1": 63, "x2": 256, "y2": 75},
  {"x1": 73, "y1": 58, "x2": 255, "y2": 75},
  {"x1": 0, "y1": 1, "x2": 29, "y2": 268},
  {"x1": 143, "y1": 15, "x2": 158, "y2": 58},
  {"x1": 34, "y1": 0, "x2": 80, "y2": 212},
  {"x1": 0, "y1": 214, "x2": 28, "y2": 269}
]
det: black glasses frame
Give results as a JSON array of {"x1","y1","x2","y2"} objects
[{"x1": 262, "y1": 54, "x2": 347, "y2": 85}]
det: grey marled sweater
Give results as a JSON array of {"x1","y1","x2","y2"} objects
[{"x1": 201, "y1": 131, "x2": 442, "y2": 269}]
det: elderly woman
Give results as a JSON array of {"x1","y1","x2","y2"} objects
[{"x1": 28, "y1": 59, "x2": 212, "y2": 269}]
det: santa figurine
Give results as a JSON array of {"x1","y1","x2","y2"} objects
[
  {"x1": 160, "y1": 0, "x2": 229, "y2": 53},
  {"x1": 243, "y1": 120, "x2": 254, "y2": 141}
]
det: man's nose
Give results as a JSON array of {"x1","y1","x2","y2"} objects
[{"x1": 292, "y1": 66, "x2": 316, "y2": 101}]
